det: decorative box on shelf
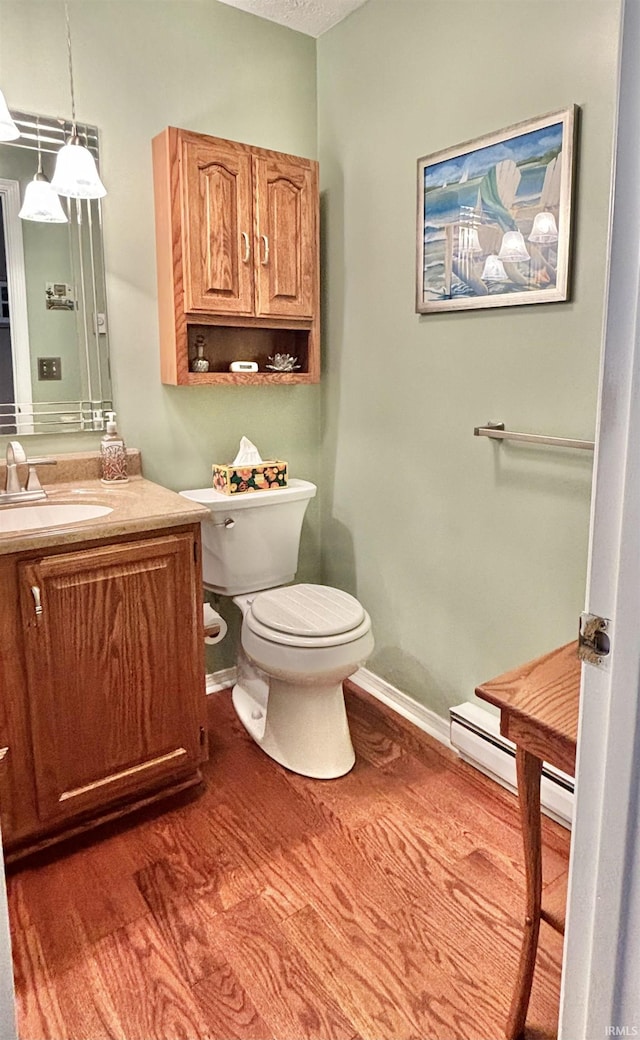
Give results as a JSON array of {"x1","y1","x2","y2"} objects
[{"x1": 212, "y1": 460, "x2": 288, "y2": 495}]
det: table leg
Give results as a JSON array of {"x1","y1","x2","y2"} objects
[{"x1": 506, "y1": 747, "x2": 543, "y2": 1040}]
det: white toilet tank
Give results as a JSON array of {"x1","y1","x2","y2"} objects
[{"x1": 180, "y1": 479, "x2": 317, "y2": 595}]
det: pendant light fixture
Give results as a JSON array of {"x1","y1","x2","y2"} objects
[
  {"x1": 51, "y1": 2, "x2": 106, "y2": 199},
  {"x1": 19, "y1": 118, "x2": 68, "y2": 223},
  {"x1": 0, "y1": 88, "x2": 20, "y2": 141}
]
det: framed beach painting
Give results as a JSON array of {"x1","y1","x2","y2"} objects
[{"x1": 416, "y1": 106, "x2": 577, "y2": 314}]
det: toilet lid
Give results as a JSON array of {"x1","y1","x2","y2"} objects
[{"x1": 249, "y1": 583, "x2": 366, "y2": 638}]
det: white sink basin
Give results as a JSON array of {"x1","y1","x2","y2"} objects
[{"x1": 0, "y1": 503, "x2": 113, "y2": 534}]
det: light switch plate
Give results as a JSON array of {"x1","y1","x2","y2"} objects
[{"x1": 38, "y1": 357, "x2": 62, "y2": 381}]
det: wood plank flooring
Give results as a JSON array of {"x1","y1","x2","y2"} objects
[{"x1": 6, "y1": 683, "x2": 570, "y2": 1040}]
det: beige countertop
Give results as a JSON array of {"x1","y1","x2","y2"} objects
[{"x1": 0, "y1": 453, "x2": 208, "y2": 555}]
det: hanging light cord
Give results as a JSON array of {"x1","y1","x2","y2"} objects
[{"x1": 64, "y1": 2, "x2": 77, "y2": 130}]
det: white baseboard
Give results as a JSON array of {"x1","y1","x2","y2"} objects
[
  {"x1": 350, "y1": 666, "x2": 453, "y2": 747},
  {"x1": 206, "y1": 667, "x2": 237, "y2": 694},
  {"x1": 352, "y1": 669, "x2": 572, "y2": 828}
]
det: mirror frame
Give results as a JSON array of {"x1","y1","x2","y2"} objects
[{"x1": 0, "y1": 110, "x2": 112, "y2": 435}]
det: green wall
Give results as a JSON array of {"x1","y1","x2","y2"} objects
[
  {"x1": 0, "y1": 0, "x2": 320, "y2": 668},
  {"x1": 0, "y1": 0, "x2": 624, "y2": 717},
  {"x1": 0, "y1": 0, "x2": 321, "y2": 568},
  {"x1": 317, "y1": 0, "x2": 621, "y2": 713}
]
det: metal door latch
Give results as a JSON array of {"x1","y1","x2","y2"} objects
[{"x1": 578, "y1": 612, "x2": 611, "y2": 665}]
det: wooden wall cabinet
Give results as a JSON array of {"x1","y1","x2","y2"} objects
[
  {"x1": 0, "y1": 526, "x2": 207, "y2": 861},
  {"x1": 152, "y1": 126, "x2": 320, "y2": 385}
]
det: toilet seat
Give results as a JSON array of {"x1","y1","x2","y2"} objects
[{"x1": 246, "y1": 583, "x2": 371, "y2": 649}]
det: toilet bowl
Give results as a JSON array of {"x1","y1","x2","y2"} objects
[
  {"x1": 179, "y1": 481, "x2": 374, "y2": 778},
  {"x1": 232, "y1": 584, "x2": 374, "y2": 778}
]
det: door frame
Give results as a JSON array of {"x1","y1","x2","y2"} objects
[
  {"x1": 0, "y1": 823, "x2": 17, "y2": 1040},
  {"x1": 0, "y1": 177, "x2": 34, "y2": 435},
  {"x1": 560, "y1": 0, "x2": 640, "y2": 1034}
]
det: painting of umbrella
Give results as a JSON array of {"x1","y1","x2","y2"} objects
[{"x1": 416, "y1": 107, "x2": 577, "y2": 313}]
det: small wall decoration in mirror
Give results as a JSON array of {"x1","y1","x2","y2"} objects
[
  {"x1": 416, "y1": 106, "x2": 577, "y2": 314},
  {"x1": 45, "y1": 282, "x2": 75, "y2": 311}
]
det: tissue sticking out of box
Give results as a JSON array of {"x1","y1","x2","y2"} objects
[
  {"x1": 212, "y1": 437, "x2": 288, "y2": 495},
  {"x1": 232, "y1": 437, "x2": 263, "y2": 466}
]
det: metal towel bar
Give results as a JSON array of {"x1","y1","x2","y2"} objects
[{"x1": 474, "y1": 422, "x2": 595, "y2": 452}]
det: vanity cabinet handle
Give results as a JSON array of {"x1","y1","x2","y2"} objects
[
  {"x1": 241, "y1": 232, "x2": 250, "y2": 263},
  {"x1": 30, "y1": 585, "x2": 43, "y2": 617},
  {"x1": 260, "y1": 234, "x2": 269, "y2": 265}
]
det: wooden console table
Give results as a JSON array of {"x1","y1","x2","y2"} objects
[{"x1": 475, "y1": 641, "x2": 580, "y2": 1039}]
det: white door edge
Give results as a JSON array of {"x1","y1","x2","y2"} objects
[
  {"x1": 0, "y1": 824, "x2": 17, "y2": 1040},
  {"x1": 560, "y1": 0, "x2": 640, "y2": 1034}
]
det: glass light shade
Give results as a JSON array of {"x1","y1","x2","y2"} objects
[
  {"x1": 497, "y1": 230, "x2": 530, "y2": 263},
  {"x1": 528, "y1": 210, "x2": 559, "y2": 243},
  {"x1": 0, "y1": 88, "x2": 19, "y2": 141},
  {"x1": 481, "y1": 254, "x2": 508, "y2": 282},
  {"x1": 19, "y1": 173, "x2": 69, "y2": 223},
  {"x1": 51, "y1": 137, "x2": 107, "y2": 199}
]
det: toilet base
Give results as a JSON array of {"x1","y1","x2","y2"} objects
[{"x1": 231, "y1": 671, "x2": 355, "y2": 780}]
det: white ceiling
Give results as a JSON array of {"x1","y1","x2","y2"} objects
[{"x1": 217, "y1": 0, "x2": 369, "y2": 37}]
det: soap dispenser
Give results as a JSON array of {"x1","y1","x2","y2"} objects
[{"x1": 100, "y1": 411, "x2": 128, "y2": 484}]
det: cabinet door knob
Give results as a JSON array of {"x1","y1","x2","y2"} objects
[
  {"x1": 260, "y1": 234, "x2": 269, "y2": 265},
  {"x1": 241, "y1": 231, "x2": 250, "y2": 263},
  {"x1": 30, "y1": 585, "x2": 43, "y2": 617}
]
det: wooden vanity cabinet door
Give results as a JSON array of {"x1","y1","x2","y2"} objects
[
  {"x1": 181, "y1": 134, "x2": 255, "y2": 316},
  {"x1": 253, "y1": 153, "x2": 317, "y2": 319},
  {"x1": 18, "y1": 533, "x2": 206, "y2": 825}
]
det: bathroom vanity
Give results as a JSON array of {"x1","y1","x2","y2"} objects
[{"x1": 0, "y1": 453, "x2": 209, "y2": 862}]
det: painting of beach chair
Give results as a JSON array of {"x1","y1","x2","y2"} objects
[{"x1": 416, "y1": 106, "x2": 577, "y2": 314}]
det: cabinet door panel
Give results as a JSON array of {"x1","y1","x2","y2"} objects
[
  {"x1": 254, "y1": 156, "x2": 316, "y2": 319},
  {"x1": 19, "y1": 535, "x2": 205, "y2": 823},
  {"x1": 182, "y1": 138, "x2": 254, "y2": 315}
]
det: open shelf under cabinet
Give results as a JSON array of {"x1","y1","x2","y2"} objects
[{"x1": 185, "y1": 323, "x2": 317, "y2": 384}]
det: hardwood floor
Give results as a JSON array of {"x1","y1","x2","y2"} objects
[{"x1": 6, "y1": 683, "x2": 570, "y2": 1040}]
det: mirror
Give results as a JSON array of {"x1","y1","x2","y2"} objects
[{"x1": 0, "y1": 110, "x2": 112, "y2": 435}]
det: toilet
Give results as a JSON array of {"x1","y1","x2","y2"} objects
[{"x1": 180, "y1": 479, "x2": 374, "y2": 778}]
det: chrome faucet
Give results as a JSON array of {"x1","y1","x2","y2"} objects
[{"x1": 1, "y1": 441, "x2": 57, "y2": 504}]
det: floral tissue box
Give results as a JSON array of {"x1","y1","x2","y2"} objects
[{"x1": 212, "y1": 460, "x2": 288, "y2": 495}]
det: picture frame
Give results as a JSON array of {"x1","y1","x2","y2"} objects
[{"x1": 416, "y1": 106, "x2": 577, "y2": 314}]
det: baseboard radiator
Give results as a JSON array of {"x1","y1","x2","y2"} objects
[{"x1": 450, "y1": 701, "x2": 574, "y2": 828}]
